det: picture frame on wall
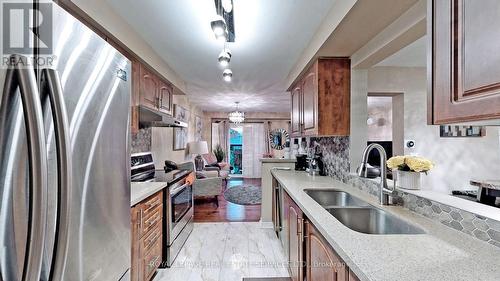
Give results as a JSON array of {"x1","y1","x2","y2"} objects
[
  {"x1": 174, "y1": 104, "x2": 189, "y2": 122},
  {"x1": 195, "y1": 115, "x2": 202, "y2": 141},
  {"x1": 173, "y1": 127, "x2": 188, "y2": 150}
]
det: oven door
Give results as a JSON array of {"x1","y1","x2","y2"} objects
[{"x1": 167, "y1": 181, "x2": 193, "y2": 245}]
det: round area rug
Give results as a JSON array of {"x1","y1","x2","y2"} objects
[{"x1": 223, "y1": 185, "x2": 262, "y2": 205}]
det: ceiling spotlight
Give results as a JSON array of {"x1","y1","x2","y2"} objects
[
  {"x1": 222, "y1": 0, "x2": 233, "y2": 13},
  {"x1": 211, "y1": 16, "x2": 227, "y2": 41},
  {"x1": 223, "y1": 69, "x2": 233, "y2": 82},
  {"x1": 218, "y1": 48, "x2": 232, "y2": 67}
]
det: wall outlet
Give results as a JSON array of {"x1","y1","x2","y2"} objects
[{"x1": 405, "y1": 140, "x2": 416, "y2": 149}]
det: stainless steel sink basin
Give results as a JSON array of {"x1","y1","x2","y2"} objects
[
  {"x1": 304, "y1": 189, "x2": 371, "y2": 208},
  {"x1": 327, "y1": 207, "x2": 426, "y2": 235}
]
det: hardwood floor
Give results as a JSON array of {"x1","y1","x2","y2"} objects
[{"x1": 193, "y1": 178, "x2": 262, "y2": 222}]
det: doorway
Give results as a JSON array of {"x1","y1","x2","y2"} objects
[{"x1": 229, "y1": 126, "x2": 243, "y2": 175}]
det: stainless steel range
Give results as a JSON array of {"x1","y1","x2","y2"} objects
[{"x1": 131, "y1": 152, "x2": 194, "y2": 267}]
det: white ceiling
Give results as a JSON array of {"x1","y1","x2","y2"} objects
[
  {"x1": 105, "y1": 0, "x2": 337, "y2": 112},
  {"x1": 376, "y1": 36, "x2": 427, "y2": 67}
]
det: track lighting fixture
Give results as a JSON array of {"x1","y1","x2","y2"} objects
[
  {"x1": 210, "y1": 16, "x2": 227, "y2": 42},
  {"x1": 218, "y1": 48, "x2": 232, "y2": 67},
  {"x1": 223, "y1": 69, "x2": 233, "y2": 82}
]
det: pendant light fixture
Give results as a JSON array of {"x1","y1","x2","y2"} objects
[
  {"x1": 228, "y1": 102, "x2": 245, "y2": 124},
  {"x1": 223, "y1": 69, "x2": 233, "y2": 82},
  {"x1": 218, "y1": 47, "x2": 232, "y2": 67}
]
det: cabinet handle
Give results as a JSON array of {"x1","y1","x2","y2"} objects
[
  {"x1": 303, "y1": 220, "x2": 309, "y2": 239},
  {"x1": 148, "y1": 232, "x2": 161, "y2": 246},
  {"x1": 146, "y1": 215, "x2": 160, "y2": 228},
  {"x1": 145, "y1": 198, "x2": 160, "y2": 213},
  {"x1": 139, "y1": 209, "x2": 143, "y2": 230}
]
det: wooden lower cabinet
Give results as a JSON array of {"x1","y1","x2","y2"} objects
[
  {"x1": 281, "y1": 189, "x2": 360, "y2": 281},
  {"x1": 283, "y1": 191, "x2": 304, "y2": 281},
  {"x1": 349, "y1": 269, "x2": 360, "y2": 281},
  {"x1": 305, "y1": 220, "x2": 348, "y2": 281},
  {"x1": 131, "y1": 191, "x2": 163, "y2": 281}
]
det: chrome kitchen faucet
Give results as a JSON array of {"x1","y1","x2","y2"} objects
[{"x1": 357, "y1": 144, "x2": 396, "y2": 205}]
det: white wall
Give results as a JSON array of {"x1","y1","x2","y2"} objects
[
  {"x1": 349, "y1": 69, "x2": 368, "y2": 172},
  {"x1": 367, "y1": 67, "x2": 500, "y2": 193}
]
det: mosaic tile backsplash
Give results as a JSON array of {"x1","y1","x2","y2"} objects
[
  {"x1": 310, "y1": 136, "x2": 350, "y2": 182},
  {"x1": 311, "y1": 136, "x2": 500, "y2": 248},
  {"x1": 131, "y1": 128, "x2": 151, "y2": 153}
]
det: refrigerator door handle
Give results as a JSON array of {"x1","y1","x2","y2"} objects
[
  {"x1": 40, "y1": 69, "x2": 72, "y2": 281},
  {"x1": 0, "y1": 54, "x2": 48, "y2": 281}
]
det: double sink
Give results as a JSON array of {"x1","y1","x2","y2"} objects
[{"x1": 305, "y1": 189, "x2": 425, "y2": 235}]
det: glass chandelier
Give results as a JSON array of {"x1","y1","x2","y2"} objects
[{"x1": 228, "y1": 102, "x2": 245, "y2": 123}]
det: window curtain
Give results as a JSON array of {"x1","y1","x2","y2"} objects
[
  {"x1": 218, "y1": 121, "x2": 229, "y2": 162},
  {"x1": 242, "y1": 123, "x2": 266, "y2": 178},
  {"x1": 264, "y1": 121, "x2": 271, "y2": 155}
]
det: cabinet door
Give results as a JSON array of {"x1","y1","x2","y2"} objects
[
  {"x1": 139, "y1": 65, "x2": 159, "y2": 111},
  {"x1": 430, "y1": 0, "x2": 500, "y2": 124},
  {"x1": 349, "y1": 269, "x2": 360, "y2": 281},
  {"x1": 302, "y1": 65, "x2": 318, "y2": 135},
  {"x1": 291, "y1": 85, "x2": 302, "y2": 136},
  {"x1": 284, "y1": 191, "x2": 304, "y2": 281},
  {"x1": 306, "y1": 220, "x2": 348, "y2": 281},
  {"x1": 158, "y1": 80, "x2": 173, "y2": 116}
]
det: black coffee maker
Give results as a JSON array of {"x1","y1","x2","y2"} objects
[{"x1": 295, "y1": 154, "x2": 308, "y2": 171}]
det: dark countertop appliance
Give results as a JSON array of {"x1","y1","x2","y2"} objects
[{"x1": 295, "y1": 154, "x2": 308, "y2": 171}]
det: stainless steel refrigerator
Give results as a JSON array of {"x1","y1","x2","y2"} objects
[{"x1": 0, "y1": 1, "x2": 131, "y2": 280}]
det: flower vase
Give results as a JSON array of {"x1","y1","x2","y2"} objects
[{"x1": 395, "y1": 170, "x2": 421, "y2": 190}]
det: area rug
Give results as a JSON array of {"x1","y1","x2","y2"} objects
[{"x1": 223, "y1": 185, "x2": 262, "y2": 205}]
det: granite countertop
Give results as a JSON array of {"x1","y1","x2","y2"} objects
[
  {"x1": 260, "y1": 158, "x2": 297, "y2": 163},
  {"x1": 271, "y1": 169, "x2": 500, "y2": 281},
  {"x1": 131, "y1": 182, "x2": 168, "y2": 206}
]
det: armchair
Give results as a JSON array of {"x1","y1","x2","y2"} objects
[
  {"x1": 177, "y1": 162, "x2": 223, "y2": 207},
  {"x1": 202, "y1": 153, "x2": 230, "y2": 180}
]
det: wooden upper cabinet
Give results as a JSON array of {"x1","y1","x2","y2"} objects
[
  {"x1": 284, "y1": 191, "x2": 304, "y2": 281},
  {"x1": 139, "y1": 64, "x2": 159, "y2": 111},
  {"x1": 429, "y1": 0, "x2": 500, "y2": 124},
  {"x1": 302, "y1": 65, "x2": 317, "y2": 135},
  {"x1": 158, "y1": 80, "x2": 173, "y2": 116},
  {"x1": 305, "y1": 219, "x2": 348, "y2": 281},
  {"x1": 291, "y1": 85, "x2": 302, "y2": 137},
  {"x1": 289, "y1": 58, "x2": 350, "y2": 137},
  {"x1": 131, "y1": 62, "x2": 175, "y2": 130}
]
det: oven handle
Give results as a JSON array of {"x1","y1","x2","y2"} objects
[{"x1": 170, "y1": 182, "x2": 190, "y2": 196}]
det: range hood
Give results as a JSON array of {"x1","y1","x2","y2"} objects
[{"x1": 138, "y1": 106, "x2": 187, "y2": 128}]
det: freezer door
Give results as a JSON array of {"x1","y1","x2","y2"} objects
[{"x1": 38, "y1": 3, "x2": 132, "y2": 281}]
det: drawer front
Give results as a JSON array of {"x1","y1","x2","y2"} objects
[
  {"x1": 140, "y1": 191, "x2": 162, "y2": 218},
  {"x1": 140, "y1": 205, "x2": 162, "y2": 238},
  {"x1": 143, "y1": 239, "x2": 162, "y2": 280},
  {"x1": 142, "y1": 225, "x2": 162, "y2": 254}
]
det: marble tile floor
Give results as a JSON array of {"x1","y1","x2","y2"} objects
[{"x1": 154, "y1": 222, "x2": 290, "y2": 281}]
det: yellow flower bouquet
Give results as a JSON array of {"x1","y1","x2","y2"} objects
[
  {"x1": 387, "y1": 155, "x2": 434, "y2": 190},
  {"x1": 386, "y1": 155, "x2": 434, "y2": 173}
]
